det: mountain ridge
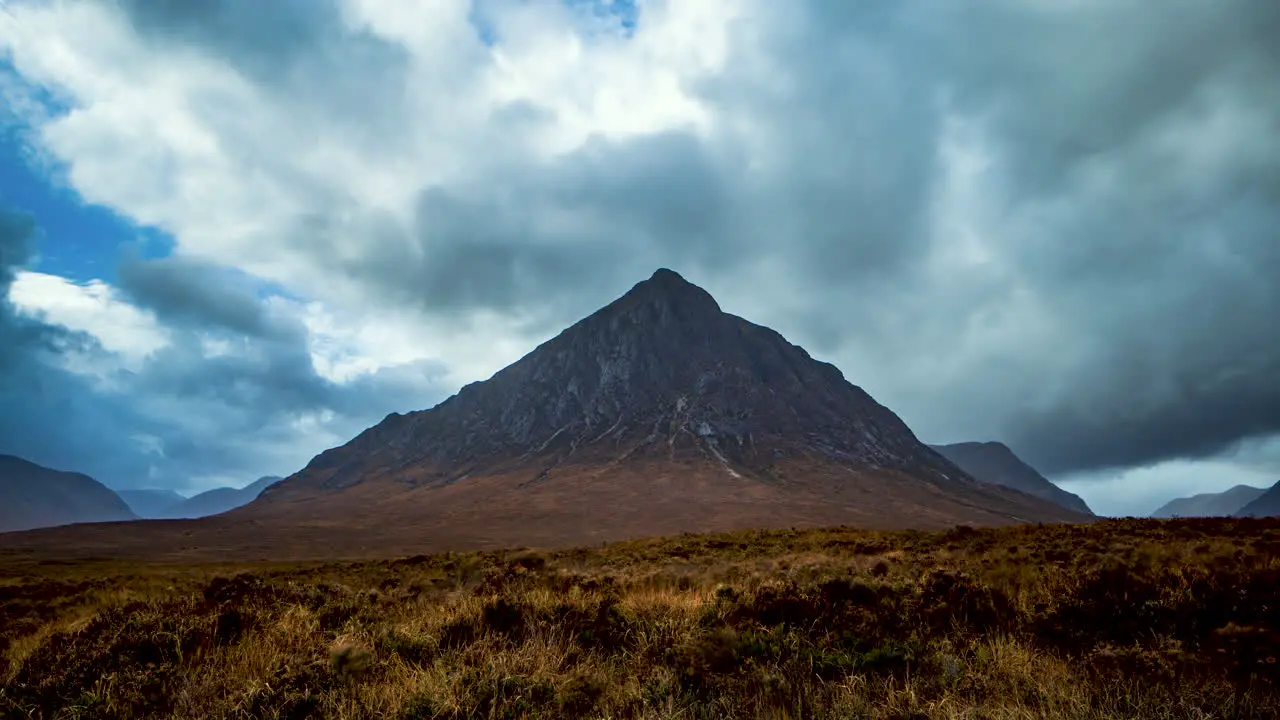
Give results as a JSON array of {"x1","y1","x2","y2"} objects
[
  {"x1": 930, "y1": 441, "x2": 1093, "y2": 515},
  {"x1": 162, "y1": 476, "x2": 282, "y2": 518},
  {"x1": 1234, "y1": 480, "x2": 1280, "y2": 518},
  {"x1": 121, "y1": 477, "x2": 284, "y2": 519},
  {"x1": 1152, "y1": 484, "x2": 1267, "y2": 518}
]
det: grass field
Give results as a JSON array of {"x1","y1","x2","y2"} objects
[{"x1": 2, "y1": 517, "x2": 1278, "y2": 719}]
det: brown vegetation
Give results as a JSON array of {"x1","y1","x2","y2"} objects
[
  {"x1": 0, "y1": 459, "x2": 1088, "y2": 566},
  {"x1": 2, "y1": 517, "x2": 1278, "y2": 719}
]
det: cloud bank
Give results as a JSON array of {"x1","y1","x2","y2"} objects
[{"x1": 1, "y1": 0, "x2": 1277, "y2": 512}]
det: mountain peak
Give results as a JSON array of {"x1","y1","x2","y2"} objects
[
  {"x1": 275, "y1": 267, "x2": 973, "y2": 493},
  {"x1": 649, "y1": 267, "x2": 686, "y2": 283},
  {"x1": 249, "y1": 269, "x2": 1088, "y2": 538},
  {"x1": 605, "y1": 267, "x2": 722, "y2": 319}
]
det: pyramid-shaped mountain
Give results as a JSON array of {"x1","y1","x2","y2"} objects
[{"x1": 239, "y1": 269, "x2": 1084, "y2": 549}]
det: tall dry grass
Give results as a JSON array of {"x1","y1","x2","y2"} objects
[{"x1": 1, "y1": 517, "x2": 1277, "y2": 719}]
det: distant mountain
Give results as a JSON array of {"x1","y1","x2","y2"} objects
[
  {"x1": 118, "y1": 488, "x2": 186, "y2": 518},
  {"x1": 161, "y1": 476, "x2": 283, "y2": 519},
  {"x1": 1235, "y1": 480, "x2": 1280, "y2": 518},
  {"x1": 1152, "y1": 485, "x2": 1267, "y2": 518},
  {"x1": 0, "y1": 454, "x2": 136, "y2": 532},
  {"x1": 929, "y1": 442, "x2": 1094, "y2": 516}
]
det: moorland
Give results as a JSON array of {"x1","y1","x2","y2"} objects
[{"x1": 2, "y1": 517, "x2": 1278, "y2": 719}]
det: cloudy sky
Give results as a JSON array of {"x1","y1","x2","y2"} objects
[{"x1": 1, "y1": 0, "x2": 1277, "y2": 515}]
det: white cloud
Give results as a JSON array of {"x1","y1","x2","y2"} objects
[
  {"x1": 0, "y1": 0, "x2": 734, "y2": 291},
  {"x1": 8, "y1": 270, "x2": 169, "y2": 367},
  {"x1": 0, "y1": 0, "x2": 751, "y2": 389},
  {"x1": 287, "y1": 297, "x2": 533, "y2": 386}
]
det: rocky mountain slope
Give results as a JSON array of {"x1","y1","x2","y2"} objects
[
  {"x1": 1152, "y1": 485, "x2": 1267, "y2": 518},
  {"x1": 930, "y1": 442, "x2": 1093, "y2": 515},
  {"x1": 1235, "y1": 480, "x2": 1280, "y2": 518},
  {"x1": 0, "y1": 454, "x2": 136, "y2": 533},
  {"x1": 239, "y1": 269, "x2": 1087, "y2": 547}
]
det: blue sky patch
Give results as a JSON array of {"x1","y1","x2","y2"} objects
[
  {"x1": 0, "y1": 57, "x2": 174, "y2": 285},
  {"x1": 0, "y1": 138, "x2": 175, "y2": 285}
]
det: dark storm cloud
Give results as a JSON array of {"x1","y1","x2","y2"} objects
[
  {"x1": 0, "y1": 202, "x2": 449, "y2": 490},
  {"x1": 117, "y1": 250, "x2": 452, "y2": 428},
  {"x1": 8, "y1": 0, "x2": 1280, "y2": 497},
  {"x1": 310, "y1": 130, "x2": 739, "y2": 327},
  {"x1": 606, "y1": 0, "x2": 1280, "y2": 480},
  {"x1": 304, "y1": 2, "x2": 944, "y2": 336},
  {"x1": 117, "y1": 255, "x2": 297, "y2": 340},
  {"x1": 0, "y1": 208, "x2": 33, "y2": 278},
  {"x1": 115, "y1": 0, "x2": 417, "y2": 163},
  {"x1": 0, "y1": 207, "x2": 37, "y2": 373},
  {"x1": 287, "y1": 0, "x2": 1280, "y2": 479},
  {"x1": 114, "y1": 0, "x2": 339, "y2": 80},
  {"x1": 932, "y1": 0, "x2": 1280, "y2": 193},
  {"x1": 917, "y1": 0, "x2": 1280, "y2": 474},
  {"x1": 714, "y1": 0, "x2": 943, "y2": 285}
]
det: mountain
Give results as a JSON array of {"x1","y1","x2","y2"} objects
[
  {"x1": 930, "y1": 442, "x2": 1093, "y2": 515},
  {"x1": 0, "y1": 270, "x2": 1088, "y2": 561},
  {"x1": 0, "y1": 454, "x2": 136, "y2": 533},
  {"x1": 1235, "y1": 480, "x2": 1280, "y2": 518},
  {"x1": 235, "y1": 268, "x2": 1086, "y2": 549},
  {"x1": 1152, "y1": 485, "x2": 1268, "y2": 518},
  {"x1": 118, "y1": 488, "x2": 186, "y2": 518},
  {"x1": 118, "y1": 479, "x2": 283, "y2": 519},
  {"x1": 161, "y1": 476, "x2": 282, "y2": 519}
]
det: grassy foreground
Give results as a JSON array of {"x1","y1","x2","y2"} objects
[{"x1": 2, "y1": 518, "x2": 1278, "y2": 719}]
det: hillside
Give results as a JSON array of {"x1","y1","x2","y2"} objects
[
  {"x1": 0, "y1": 454, "x2": 136, "y2": 532},
  {"x1": 1235, "y1": 480, "x2": 1280, "y2": 517},
  {"x1": 1152, "y1": 484, "x2": 1267, "y2": 518},
  {"x1": 929, "y1": 441, "x2": 1093, "y2": 515},
  {"x1": 162, "y1": 476, "x2": 282, "y2": 519}
]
